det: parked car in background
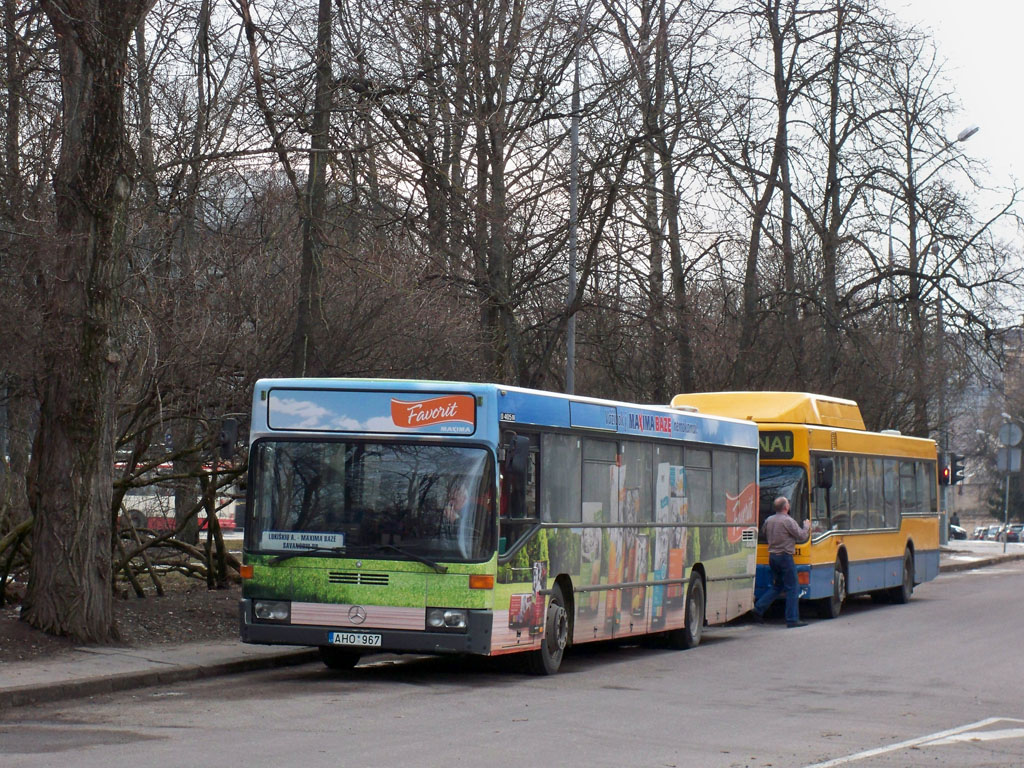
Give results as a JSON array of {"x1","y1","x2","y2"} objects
[
  {"x1": 1004, "y1": 523, "x2": 1023, "y2": 543},
  {"x1": 949, "y1": 524, "x2": 968, "y2": 540},
  {"x1": 972, "y1": 525, "x2": 992, "y2": 540}
]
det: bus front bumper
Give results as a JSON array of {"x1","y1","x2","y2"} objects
[{"x1": 239, "y1": 599, "x2": 493, "y2": 655}]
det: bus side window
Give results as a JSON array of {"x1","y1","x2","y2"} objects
[
  {"x1": 812, "y1": 485, "x2": 828, "y2": 533},
  {"x1": 499, "y1": 432, "x2": 538, "y2": 557},
  {"x1": 866, "y1": 458, "x2": 884, "y2": 529},
  {"x1": 540, "y1": 433, "x2": 581, "y2": 523},
  {"x1": 883, "y1": 459, "x2": 899, "y2": 527},
  {"x1": 833, "y1": 456, "x2": 850, "y2": 530},
  {"x1": 899, "y1": 460, "x2": 919, "y2": 515},
  {"x1": 849, "y1": 456, "x2": 867, "y2": 529},
  {"x1": 500, "y1": 432, "x2": 531, "y2": 518}
]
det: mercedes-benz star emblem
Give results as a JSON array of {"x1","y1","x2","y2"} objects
[{"x1": 348, "y1": 605, "x2": 367, "y2": 625}]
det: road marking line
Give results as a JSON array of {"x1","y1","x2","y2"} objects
[
  {"x1": 802, "y1": 718, "x2": 1023, "y2": 768},
  {"x1": 923, "y1": 727, "x2": 1024, "y2": 746}
]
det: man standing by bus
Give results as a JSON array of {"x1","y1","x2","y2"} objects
[{"x1": 752, "y1": 496, "x2": 810, "y2": 628}]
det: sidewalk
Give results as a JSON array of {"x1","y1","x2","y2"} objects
[
  {"x1": 3, "y1": 541, "x2": 1023, "y2": 711},
  {"x1": 0, "y1": 640, "x2": 319, "y2": 710},
  {"x1": 936, "y1": 538, "x2": 1024, "y2": 572}
]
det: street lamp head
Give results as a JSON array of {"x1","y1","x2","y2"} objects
[{"x1": 956, "y1": 125, "x2": 980, "y2": 142}]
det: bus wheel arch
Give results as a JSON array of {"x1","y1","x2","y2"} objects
[{"x1": 667, "y1": 566, "x2": 705, "y2": 650}]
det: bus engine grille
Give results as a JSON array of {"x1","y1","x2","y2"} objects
[{"x1": 328, "y1": 571, "x2": 390, "y2": 586}]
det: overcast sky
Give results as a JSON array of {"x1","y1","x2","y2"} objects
[{"x1": 885, "y1": 0, "x2": 1022, "y2": 189}]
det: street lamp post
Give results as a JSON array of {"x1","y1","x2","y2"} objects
[
  {"x1": 998, "y1": 412, "x2": 1023, "y2": 554},
  {"x1": 886, "y1": 124, "x2": 978, "y2": 465},
  {"x1": 886, "y1": 125, "x2": 979, "y2": 274}
]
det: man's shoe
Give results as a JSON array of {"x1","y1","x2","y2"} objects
[
  {"x1": 786, "y1": 620, "x2": 809, "y2": 628},
  {"x1": 751, "y1": 610, "x2": 765, "y2": 624}
]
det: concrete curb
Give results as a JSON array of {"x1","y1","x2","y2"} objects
[
  {"x1": 938, "y1": 552, "x2": 1024, "y2": 573},
  {"x1": 1, "y1": 648, "x2": 320, "y2": 710}
]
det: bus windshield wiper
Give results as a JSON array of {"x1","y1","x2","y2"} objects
[
  {"x1": 348, "y1": 544, "x2": 448, "y2": 573},
  {"x1": 380, "y1": 544, "x2": 448, "y2": 573},
  {"x1": 270, "y1": 545, "x2": 346, "y2": 564}
]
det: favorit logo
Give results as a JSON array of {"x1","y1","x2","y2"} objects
[{"x1": 390, "y1": 395, "x2": 475, "y2": 431}]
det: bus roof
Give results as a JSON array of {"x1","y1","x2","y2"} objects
[
  {"x1": 251, "y1": 378, "x2": 759, "y2": 450},
  {"x1": 670, "y1": 391, "x2": 866, "y2": 430}
]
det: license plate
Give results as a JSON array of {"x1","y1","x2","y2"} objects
[{"x1": 329, "y1": 632, "x2": 382, "y2": 647}]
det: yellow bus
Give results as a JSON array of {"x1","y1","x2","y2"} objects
[{"x1": 668, "y1": 392, "x2": 939, "y2": 618}]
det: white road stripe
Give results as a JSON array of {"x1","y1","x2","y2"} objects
[
  {"x1": 923, "y1": 727, "x2": 1024, "y2": 746},
  {"x1": 802, "y1": 717, "x2": 1024, "y2": 768}
]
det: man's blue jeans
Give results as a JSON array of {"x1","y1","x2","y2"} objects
[{"x1": 754, "y1": 552, "x2": 800, "y2": 624}]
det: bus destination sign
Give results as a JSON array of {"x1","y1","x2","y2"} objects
[{"x1": 760, "y1": 430, "x2": 794, "y2": 460}]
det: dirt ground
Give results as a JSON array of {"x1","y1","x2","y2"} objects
[{"x1": 0, "y1": 576, "x2": 241, "y2": 663}]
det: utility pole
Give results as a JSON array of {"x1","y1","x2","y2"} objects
[{"x1": 998, "y1": 413, "x2": 1022, "y2": 554}]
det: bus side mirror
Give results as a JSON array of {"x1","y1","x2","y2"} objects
[{"x1": 816, "y1": 457, "x2": 834, "y2": 489}]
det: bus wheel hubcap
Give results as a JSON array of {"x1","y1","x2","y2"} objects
[{"x1": 548, "y1": 604, "x2": 568, "y2": 652}]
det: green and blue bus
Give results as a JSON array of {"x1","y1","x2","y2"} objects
[{"x1": 240, "y1": 379, "x2": 759, "y2": 674}]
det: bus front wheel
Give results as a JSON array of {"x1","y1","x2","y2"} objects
[
  {"x1": 524, "y1": 582, "x2": 569, "y2": 675},
  {"x1": 319, "y1": 646, "x2": 361, "y2": 670},
  {"x1": 668, "y1": 575, "x2": 704, "y2": 649}
]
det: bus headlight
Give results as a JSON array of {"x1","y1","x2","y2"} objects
[
  {"x1": 426, "y1": 607, "x2": 468, "y2": 632},
  {"x1": 253, "y1": 600, "x2": 291, "y2": 623}
]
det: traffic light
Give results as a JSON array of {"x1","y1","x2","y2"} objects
[
  {"x1": 217, "y1": 418, "x2": 239, "y2": 460},
  {"x1": 939, "y1": 454, "x2": 951, "y2": 485},
  {"x1": 950, "y1": 452, "x2": 966, "y2": 485}
]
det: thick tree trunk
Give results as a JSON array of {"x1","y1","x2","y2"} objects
[{"x1": 24, "y1": 0, "x2": 151, "y2": 642}]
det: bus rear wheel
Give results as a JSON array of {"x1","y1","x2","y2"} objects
[
  {"x1": 818, "y1": 559, "x2": 846, "y2": 619},
  {"x1": 319, "y1": 646, "x2": 361, "y2": 670},
  {"x1": 667, "y1": 575, "x2": 704, "y2": 649},
  {"x1": 889, "y1": 550, "x2": 914, "y2": 604},
  {"x1": 524, "y1": 582, "x2": 569, "y2": 675}
]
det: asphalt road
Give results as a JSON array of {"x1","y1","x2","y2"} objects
[{"x1": 3, "y1": 561, "x2": 1024, "y2": 768}]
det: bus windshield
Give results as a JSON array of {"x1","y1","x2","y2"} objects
[
  {"x1": 757, "y1": 465, "x2": 807, "y2": 540},
  {"x1": 250, "y1": 440, "x2": 495, "y2": 562}
]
